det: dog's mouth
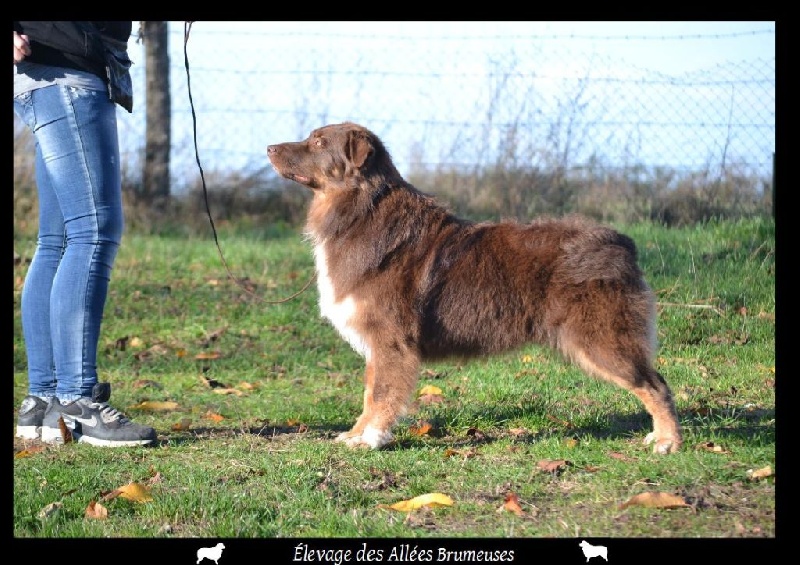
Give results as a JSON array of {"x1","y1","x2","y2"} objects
[
  {"x1": 287, "y1": 173, "x2": 312, "y2": 185},
  {"x1": 271, "y1": 165, "x2": 312, "y2": 187}
]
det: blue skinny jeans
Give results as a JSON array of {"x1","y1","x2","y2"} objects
[{"x1": 14, "y1": 84, "x2": 124, "y2": 402}]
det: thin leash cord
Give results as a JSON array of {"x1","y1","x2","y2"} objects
[{"x1": 182, "y1": 22, "x2": 314, "y2": 304}]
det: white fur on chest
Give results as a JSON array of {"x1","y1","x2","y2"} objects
[{"x1": 313, "y1": 242, "x2": 371, "y2": 360}]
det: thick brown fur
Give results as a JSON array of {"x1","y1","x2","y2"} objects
[{"x1": 267, "y1": 122, "x2": 682, "y2": 454}]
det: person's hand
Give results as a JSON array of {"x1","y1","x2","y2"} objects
[{"x1": 14, "y1": 31, "x2": 30, "y2": 65}]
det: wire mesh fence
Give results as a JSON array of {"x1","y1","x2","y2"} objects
[
  {"x1": 115, "y1": 22, "x2": 774, "y2": 194},
  {"x1": 14, "y1": 22, "x2": 775, "y2": 222}
]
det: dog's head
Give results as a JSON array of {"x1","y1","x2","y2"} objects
[{"x1": 267, "y1": 122, "x2": 401, "y2": 191}]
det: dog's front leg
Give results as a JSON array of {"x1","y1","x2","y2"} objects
[
  {"x1": 335, "y1": 360, "x2": 378, "y2": 445},
  {"x1": 336, "y1": 345, "x2": 419, "y2": 449}
]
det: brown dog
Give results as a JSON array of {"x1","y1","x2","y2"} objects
[{"x1": 267, "y1": 122, "x2": 682, "y2": 454}]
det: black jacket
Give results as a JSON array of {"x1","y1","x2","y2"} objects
[{"x1": 14, "y1": 21, "x2": 132, "y2": 80}]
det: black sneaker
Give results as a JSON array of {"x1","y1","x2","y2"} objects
[
  {"x1": 16, "y1": 395, "x2": 53, "y2": 439},
  {"x1": 40, "y1": 383, "x2": 157, "y2": 447}
]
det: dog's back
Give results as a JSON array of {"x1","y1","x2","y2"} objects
[{"x1": 412, "y1": 214, "x2": 655, "y2": 361}]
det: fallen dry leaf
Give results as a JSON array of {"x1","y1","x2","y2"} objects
[
  {"x1": 116, "y1": 482, "x2": 153, "y2": 503},
  {"x1": 499, "y1": 492, "x2": 524, "y2": 516},
  {"x1": 85, "y1": 500, "x2": 109, "y2": 519},
  {"x1": 171, "y1": 418, "x2": 192, "y2": 431},
  {"x1": 537, "y1": 459, "x2": 571, "y2": 474},
  {"x1": 747, "y1": 466, "x2": 773, "y2": 480},
  {"x1": 380, "y1": 493, "x2": 454, "y2": 512},
  {"x1": 418, "y1": 385, "x2": 442, "y2": 396},
  {"x1": 145, "y1": 344, "x2": 169, "y2": 356},
  {"x1": 15, "y1": 446, "x2": 45, "y2": 458},
  {"x1": 100, "y1": 489, "x2": 121, "y2": 502},
  {"x1": 608, "y1": 451, "x2": 634, "y2": 462},
  {"x1": 619, "y1": 491, "x2": 690, "y2": 510},
  {"x1": 409, "y1": 421, "x2": 433, "y2": 437},
  {"x1": 213, "y1": 387, "x2": 244, "y2": 396},
  {"x1": 57, "y1": 416, "x2": 73, "y2": 443},
  {"x1": 205, "y1": 411, "x2": 225, "y2": 422},
  {"x1": 444, "y1": 447, "x2": 477, "y2": 459},
  {"x1": 147, "y1": 470, "x2": 164, "y2": 484},
  {"x1": 131, "y1": 400, "x2": 179, "y2": 412},
  {"x1": 697, "y1": 441, "x2": 730, "y2": 454},
  {"x1": 195, "y1": 351, "x2": 221, "y2": 360}
]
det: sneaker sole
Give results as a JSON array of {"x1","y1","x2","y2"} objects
[
  {"x1": 76, "y1": 435, "x2": 155, "y2": 447},
  {"x1": 41, "y1": 427, "x2": 155, "y2": 447}
]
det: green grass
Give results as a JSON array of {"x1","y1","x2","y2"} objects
[{"x1": 13, "y1": 217, "x2": 775, "y2": 539}]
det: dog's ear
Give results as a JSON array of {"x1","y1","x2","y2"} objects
[{"x1": 345, "y1": 130, "x2": 374, "y2": 170}]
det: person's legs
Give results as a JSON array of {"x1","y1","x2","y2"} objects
[
  {"x1": 16, "y1": 84, "x2": 154, "y2": 446},
  {"x1": 20, "y1": 84, "x2": 123, "y2": 402},
  {"x1": 14, "y1": 132, "x2": 59, "y2": 438},
  {"x1": 14, "y1": 86, "x2": 156, "y2": 447},
  {"x1": 15, "y1": 89, "x2": 63, "y2": 401}
]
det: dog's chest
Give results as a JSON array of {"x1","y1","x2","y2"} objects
[{"x1": 313, "y1": 243, "x2": 371, "y2": 359}]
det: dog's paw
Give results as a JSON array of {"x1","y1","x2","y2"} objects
[
  {"x1": 644, "y1": 432, "x2": 681, "y2": 454},
  {"x1": 335, "y1": 426, "x2": 394, "y2": 449},
  {"x1": 334, "y1": 431, "x2": 369, "y2": 448}
]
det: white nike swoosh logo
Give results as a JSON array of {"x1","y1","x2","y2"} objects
[{"x1": 72, "y1": 415, "x2": 98, "y2": 427}]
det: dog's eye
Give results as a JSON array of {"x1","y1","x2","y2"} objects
[{"x1": 314, "y1": 137, "x2": 325, "y2": 147}]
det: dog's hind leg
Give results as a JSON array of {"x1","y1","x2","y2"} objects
[
  {"x1": 634, "y1": 368, "x2": 682, "y2": 454},
  {"x1": 553, "y1": 280, "x2": 682, "y2": 453},
  {"x1": 572, "y1": 347, "x2": 682, "y2": 454}
]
